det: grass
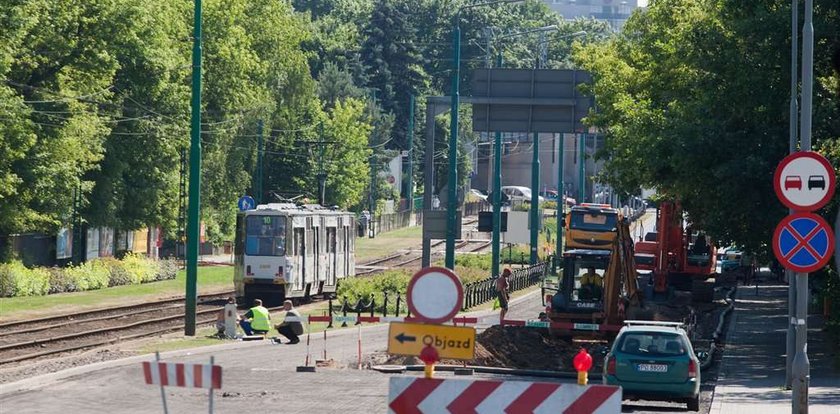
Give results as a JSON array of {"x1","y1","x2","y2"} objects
[
  {"x1": 0, "y1": 266, "x2": 233, "y2": 321},
  {"x1": 355, "y1": 225, "x2": 422, "y2": 261}
]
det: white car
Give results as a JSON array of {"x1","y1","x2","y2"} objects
[{"x1": 501, "y1": 186, "x2": 545, "y2": 203}]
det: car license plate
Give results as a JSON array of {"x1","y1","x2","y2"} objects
[{"x1": 637, "y1": 364, "x2": 668, "y2": 372}]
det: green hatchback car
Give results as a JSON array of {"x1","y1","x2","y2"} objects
[{"x1": 603, "y1": 321, "x2": 701, "y2": 411}]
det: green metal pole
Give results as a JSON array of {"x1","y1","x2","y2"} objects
[
  {"x1": 492, "y1": 53, "x2": 503, "y2": 278},
  {"x1": 529, "y1": 131, "x2": 539, "y2": 265},
  {"x1": 406, "y1": 95, "x2": 415, "y2": 215},
  {"x1": 256, "y1": 119, "x2": 263, "y2": 204},
  {"x1": 445, "y1": 21, "x2": 461, "y2": 270},
  {"x1": 555, "y1": 133, "x2": 564, "y2": 270},
  {"x1": 185, "y1": 0, "x2": 203, "y2": 336},
  {"x1": 578, "y1": 133, "x2": 585, "y2": 203},
  {"x1": 318, "y1": 122, "x2": 326, "y2": 206}
]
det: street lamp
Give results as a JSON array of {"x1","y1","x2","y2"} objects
[{"x1": 446, "y1": 0, "x2": 523, "y2": 270}]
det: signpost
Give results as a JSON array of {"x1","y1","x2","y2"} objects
[
  {"x1": 771, "y1": 149, "x2": 835, "y2": 413},
  {"x1": 387, "y1": 322, "x2": 475, "y2": 360}
]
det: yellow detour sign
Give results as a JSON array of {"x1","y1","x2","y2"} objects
[{"x1": 388, "y1": 322, "x2": 476, "y2": 361}]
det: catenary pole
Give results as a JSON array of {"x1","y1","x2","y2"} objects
[
  {"x1": 185, "y1": 0, "x2": 203, "y2": 336},
  {"x1": 445, "y1": 16, "x2": 462, "y2": 270},
  {"x1": 785, "y1": 0, "x2": 798, "y2": 390},
  {"x1": 256, "y1": 119, "x2": 263, "y2": 204},
  {"x1": 406, "y1": 95, "x2": 415, "y2": 215}
]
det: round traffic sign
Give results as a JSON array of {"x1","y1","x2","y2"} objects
[
  {"x1": 407, "y1": 267, "x2": 463, "y2": 324},
  {"x1": 772, "y1": 212, "x2": 835, "y2": 273},
  {"x1": 773, "y1": 151, "x2": 835, "y2": 211},
  {"x1": 238, "y1": 195, "x2": 256, "y2": 211}
]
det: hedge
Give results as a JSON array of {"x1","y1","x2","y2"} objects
[{"x1": 0, "y1": 256, "x2": 179, "y2": 298}]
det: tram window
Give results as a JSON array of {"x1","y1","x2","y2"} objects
[
  {"x1": 245, "y1": 215, "x2": 286, "y2": 256},
  {"x1": 327, "y1": 228, "x2": 336, "y2": 253},
  {"x1": 294, "y1": 228, "x2": 304, "y2": 255}
]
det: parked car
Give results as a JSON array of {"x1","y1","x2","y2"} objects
[
  {"x1": 603, "y1": 321, "x2": 701, "y2": 411},
  {"x1": 501, "y1": 186, "x2": 545, "y2": 203},
  {"x1": 467, "y1": 188, "x2": 488, "y2": 202}
]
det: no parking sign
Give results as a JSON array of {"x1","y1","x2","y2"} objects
[{"x1": 773, "y1": 213, "x2": 835, "y2": 273}]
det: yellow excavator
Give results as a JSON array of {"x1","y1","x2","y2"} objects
[{"x1": 547, "y1": 217, "x2": 643, "y2": 338}]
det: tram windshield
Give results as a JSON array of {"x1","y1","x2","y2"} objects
[{"x1": 245, "y1": 215, "x2": 286, "y2": 256}]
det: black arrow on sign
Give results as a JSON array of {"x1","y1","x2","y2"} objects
[{"x1": 395, "y1": 333, "x2": 416, "y2": 344}]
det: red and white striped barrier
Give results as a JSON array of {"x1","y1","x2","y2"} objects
[
  {"x1": 142, "y1": 361, "x2": 222, "y2": 390},
  {"x1": 388, "y1": 377, "x2": 621, "y2": 414},
  {"x1": 503, "y1": 319, "x2": 622, "y2": 333}
]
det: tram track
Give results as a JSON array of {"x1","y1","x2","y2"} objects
[{"x1": 0, "y1": 220, "x2": 489, "y2": 367}]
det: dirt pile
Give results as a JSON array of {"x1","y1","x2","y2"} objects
[{"x1": 473, "y1": 326, "x2": 589, "y2": 371}]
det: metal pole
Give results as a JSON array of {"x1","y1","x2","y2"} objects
[
  {"x1": 555, "y1": 133, "x2": 564, "y2": 267},
  {"x1": 492, "y1": 52, "x2": 504, "y2": 278},
  {"x1": 530, "y1": 131, "x2": 540, "y2": 265},
  {"x1": 208, "y1": 356, "x2": 214, "y2": 414},
  {"x1": 785, "y1": 0, "x2": 798, "y2": 390},
  {"x1": 422, "y1": 102, "x2": 436, "y2": 267},
  {"x1": 792, "y1": 0, "x2": 813, "y2": 411},
  {"x1": 318, "y1": 123, "x2": 327, "y2": 206},
  {"x1": 156, "y1": 352, "x2": 169, "y2": 414},
  {"x1": 185, "y1": 0, "x2": 203, "y2": 336},
  {"x1": 446, "y1": 19, "x2": 461, "y2": 270},
  {"x1": 406, "y1": 95, "x2": 415, "y2": 215},
  {"x1": 256, "y1": 119, "x2": 263, "y2": 204},
  {"x1": 578, "y1": 133, "x2": 585, "y2": 202}
]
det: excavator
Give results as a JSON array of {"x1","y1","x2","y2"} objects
[
  {"x1": 546, "y1": 217, "x2": 644, "y2": 338},
  {"x1": 633, "y1": 201, "x2": 716, "y2": 302}
]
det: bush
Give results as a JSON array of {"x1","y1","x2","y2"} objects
[
  {"x1": 99, "y1": 257, "x2": 133, "y2": 287},
  {"x1": 337, "y1": 270, "x2": 411, "y2": 315},
  {"x1": 121, "y1": 253, "x2": 158, "y2": 284},
  {"x1": 48, "y1": 267, "x2": 75, "y2": 294},
  {"x1": 542, "y1": 201, "x2": 558, "y2": 210},
  {"x1": 0, "y1": 261, "x2": 50, "y2": 297},
  {"x1": 156, "y1": 259, "x2": 179, "y2": 281},
  {"x1": 63, "y1": 260, "x2": 110, "y2": 291}
]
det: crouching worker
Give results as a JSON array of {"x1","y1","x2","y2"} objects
[
  {"x1": 240, "y1": 299, "x2": 271, "y2": 336},
  {"x1": 275, "y1": 300, "x2": 303, "y2": 344}
]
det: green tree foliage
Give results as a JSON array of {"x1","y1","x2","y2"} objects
[
  {"x1": 575, "y1": 0, "x2": 840, "y2": 254},
  {"x1": 322, "y1": 98, "x2": 373, "y2": 208}
]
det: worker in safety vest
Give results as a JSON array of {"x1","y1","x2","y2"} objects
[{"x1": 239, "y1": 299, "x2": 271, "y2": 335}]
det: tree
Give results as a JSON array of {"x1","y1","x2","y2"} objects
[
  {"x1": 574, "y1": 0, "x2": 840, "y2": 254},
  {"x1": 322, "y1": 98, "x2": 373, "y2": 208},
  {"x1": 318, "y1": 62, "x2": 365, "y2": 107},
  {"x1": 361, "y1": 0, "x2": 427, "y2": 150}
]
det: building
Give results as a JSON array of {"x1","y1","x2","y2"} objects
[{"x1": 542, "y1": 0, "x2": 642, "y2": 30}]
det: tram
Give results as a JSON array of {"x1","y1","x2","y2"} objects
[{"x1": 233, "y1": 203, "x2": 355, "y2": 304}]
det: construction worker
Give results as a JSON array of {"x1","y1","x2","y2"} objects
[
  {"x1": 496, "y1": 268, "x2": 511, "y2": 325},
  {"x1": 579, "y1": 267, "x2": 603, "y2": 300},
  {"x1": 239, "y1": 298, "x2": 271, "y2": 336},
  {"x1": 275, "y1": 300, "x2": 303, "y2": 344}
]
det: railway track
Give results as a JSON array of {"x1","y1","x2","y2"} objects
[{"x1": 0, "y1": 221, "x2": 490, "y2": 366}]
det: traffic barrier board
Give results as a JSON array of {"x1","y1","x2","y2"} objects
[
  {"x1": 773, "y1": 151, "x2": 835, "y2": 211},
  {"x1": 407, "y1": 267, "x2": 464, "y2": 324},
  {"x1": 388, "y1": 321, "x2": 476, "y2": 361},
  {"x1": 142, "y1": 361, "x2": 222, "y2": 389},
  {"x1": 387, "y1": 376, "x2": 621, "y2": 414},
  {"x1": 773, "y1": 212, "x2": 835, "y2": 273}
]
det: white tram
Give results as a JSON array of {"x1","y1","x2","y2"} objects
[{"x1": 233, "y1": 203, "x2": 355, "y2": 304}]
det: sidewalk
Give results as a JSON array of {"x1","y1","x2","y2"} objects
[{"x1": 710, "y1": 280, "x2": 840, "y2": 414}]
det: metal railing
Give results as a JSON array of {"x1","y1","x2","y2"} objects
[{"x1": 461, "y1": 261, "x2": 549, "y2": 310}]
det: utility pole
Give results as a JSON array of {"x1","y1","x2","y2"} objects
[
  {"x1": 578, "y1": 134, "x2": 585, "y2": 203},
  {"x1": 406, "y1": 95, "x2": 415, "y2": 215},
  {"x1": 556, "y1": 133, "x2": 564, "y2": 271},
  {"x1": 185, "y1": 0, "x2": 203, "y2": 336},
  {"x1": 446, "y1": 15, "x2": 462, "y2": 270},
  {"x1": 785, "y1": 0, "x2": 798, "y2": 390},
  {"x1": 792, "y1": 0, "x2": 813, "y2": 411},
  {"x1": 492, "y1": 52, "x2": 503, "y2": 278},
  {"x1": 317, "y1": 122, "x2": 327, "y2": 206},
  {"x1": 256, "y1": 119, "x2": 264, "y2": 204}
]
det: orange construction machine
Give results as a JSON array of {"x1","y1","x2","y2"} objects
[{"x1": 633, "y1": 201, "x2": 716, "y2": 302}]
